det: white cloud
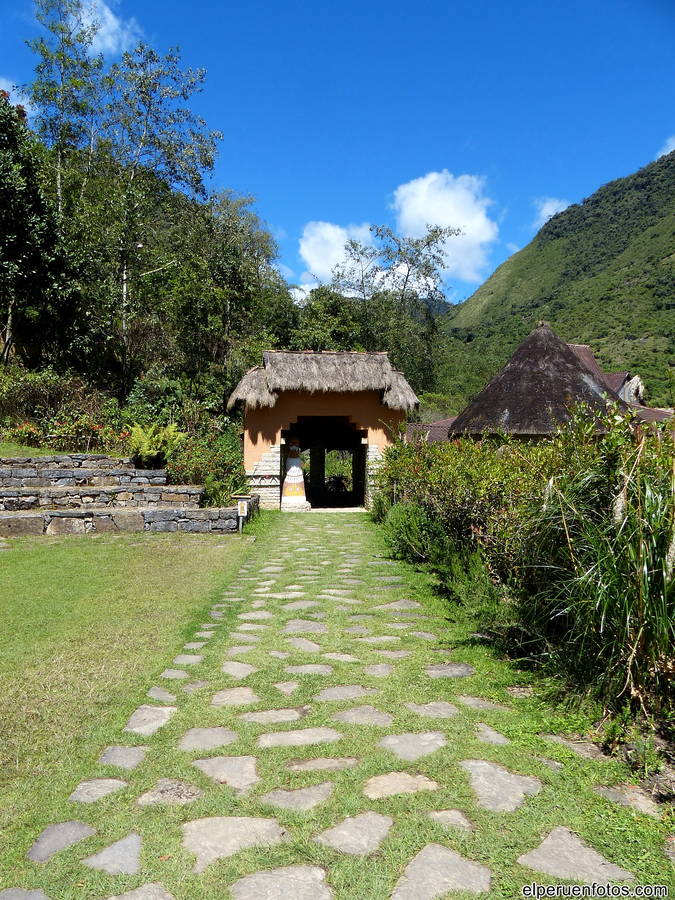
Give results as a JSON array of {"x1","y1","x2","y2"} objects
[
  {"x1": 656, "y1": 134, "x2": 675, "y2": 159},
  {"x1": 83, "y1": 1, "x2": 142, "y2": 55},
  {"x1": 391, "y1": 170, "x2": 499, "y2": 283},
  {"x1": 506, "y1": 242, "x2": 520, "y2": 254},
  {"x1": 532, "y1": 196, "x2": 571, "y2": 229},
  {"x1": 298, "y1": 220, "x2": 372, "y2": 283},
  {"x1": 0, "y1": 77, "x2": 33, "y2": 114}
]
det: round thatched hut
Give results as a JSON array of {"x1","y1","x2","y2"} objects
[{"x1": 228, "y1": 350, "x2": 418, "y2": 508}]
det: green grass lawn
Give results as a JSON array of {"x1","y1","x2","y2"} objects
[
  {"x1": 0, "y1": 530, "x2": 252, "y2": 892},
  {"x1": 0, "y1": 442, "x2": 67, "y2": 457},
  {"x1": 0, "y1": 513, "x2": 671, "y2": 898}
]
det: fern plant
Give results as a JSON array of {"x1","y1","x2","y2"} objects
[{"x1": 128, "y1": 422, "x2": 186, "y2": 469}]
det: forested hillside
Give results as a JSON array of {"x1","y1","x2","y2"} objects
[{"x1": 437, "y1": 152, "x2": 675, "y2": 408}]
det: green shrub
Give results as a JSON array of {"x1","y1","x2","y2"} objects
[
  {"x1": 166, "y1": 425, "x2": 246, "y2": 503},
  {"x1": 373, "y1": 410, "x2": 674, "y2": 716},
  {"x1": 128, "y1": 423, "x2": 186, "y2": 469},
  {"x1": 382, "y1": 502, "x2": 449, "y2": 564}
]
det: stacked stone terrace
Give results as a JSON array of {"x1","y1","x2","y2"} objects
[{"x1": 0, "y1": 454, "x2": 256, "y2": 536}]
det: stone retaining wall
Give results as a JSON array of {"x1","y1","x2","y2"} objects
[
  {"x1": 0, "y1": 484, "x2": 203, "y2": 511},
  {"x1": 0, "y1": 454, "x2": 134, "y2": 469},
  {"x1": 0, "y1": 496, "x2": 259, "y2": 537},
  {"x1": 0, "y1": 467, "x2": 166, "y2": 488}
]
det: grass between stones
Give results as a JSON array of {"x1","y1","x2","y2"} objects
[{"x1": 0, "y1": 511, "x2": 672, "y2": 898}]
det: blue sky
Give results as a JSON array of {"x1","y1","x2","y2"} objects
[{"x1": 2, "y1": 0, "x2": 674, "y2": 302}]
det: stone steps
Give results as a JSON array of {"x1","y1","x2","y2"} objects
[
  {"x1": 0, "y1": 467, "x2": 166, "y2": 488},
  {"x1": 0, "y1": 453, "x2": 134, "y2": 469},
  {"x1": 0, "y1": 452, "x2": 260, "y2": 535},
  {"x1": 0, "y1": 504, "x2": 257, "y2": 537},
  {"x1": 0, "y1": 483, "x2": 203, "y2": 511}
]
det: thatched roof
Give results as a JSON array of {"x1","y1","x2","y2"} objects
[
  {"x1": 227, "y1": 351, "x2": 418, "y2": 412},
  {"x1": 449, "y1": 324, "x2": 626, "y2": 436},
  {"x1": 406, "y1": 417, "x2": 457, "y2": 443}
]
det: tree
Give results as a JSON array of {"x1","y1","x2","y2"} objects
[
  {"x1": 332, "y1": 223, "x2": 459, "y2": 310},
  {"x1": 27, "y1": 0, "x2": 103, "y2": 217},
  {"x1": 0, "y1": 92, "x2": 68, "y2": 365},
  {"x1": 93, "y1": 43, "x2": 223, "y2": 392}
]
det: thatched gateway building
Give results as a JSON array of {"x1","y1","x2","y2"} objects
[{"x1": 228, "y1": 351, "x2": 418, "y2": 508}]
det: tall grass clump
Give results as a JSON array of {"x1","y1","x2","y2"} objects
[{"x1": 521, "y1": 416, "x2": 674, "y2": 713}]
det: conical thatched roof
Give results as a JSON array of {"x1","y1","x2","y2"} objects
[
  {"x1": 227, "y1": 351, "x2": 418, "y2": 412},
  {"x1": 449, "y1": 324, "x2": 625, "y2": 436}
]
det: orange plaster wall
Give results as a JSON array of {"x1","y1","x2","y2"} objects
[{"x1": 243, "y1": 390, "x2": 405, "y2": 471}]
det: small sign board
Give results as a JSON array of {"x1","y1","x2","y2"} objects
[{"x1": 237, "y1": 499, "x2": 249, "y2": 518}]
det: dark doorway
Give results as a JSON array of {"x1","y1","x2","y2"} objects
[{"x1": 282, "y1": 416, "x2": 367, "y2": 508}]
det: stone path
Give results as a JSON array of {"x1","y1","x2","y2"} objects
[{"x1": 9, "y1": 512, "x2": 667, "y2": 898}]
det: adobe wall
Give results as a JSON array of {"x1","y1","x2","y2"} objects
[{"x1": 243, "y1": 390, "x2": 404, "y2": 472}]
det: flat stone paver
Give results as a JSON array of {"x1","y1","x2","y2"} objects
[
  {"x1": 315, "y1": 811, "x2": 392, "y2": 855},
  {"x1": 274, "y1": 681, "x2": 299, "y2": 695},
  {"x1": 192, "y1": 756, "x2": 260, "y2": 791},
  {"x1": 517, "y1": 827, "x2": 634, "y2": 883},
  {"x1": 28, "y1": 821, "x2": 96, "y2": 862},
  {"x1": 182, "y1": 816, "x2": 287, "y2": 873},
  {"x1": 283, "y1": 619, "x2": 328, "y2": 634},
  {"x1": 179, "y1": 727, "x2": 238, "y2": 751},
  {"x1": 137, "y1": 779, "x2": 203, "y2": 806},
  {"x1": 222, "y1": 661, "x2": 257, "y2": 678},
  {"x1": 69, "y1": 778, "x2": 127, "y2": 803},
  {"x1": 230, "y1": 865, "x2": 332, "y2": 899},
  {"x1": 428, "y1": 809, "x2": 474, "y2": 830},
  {"x1": 392, "y1": 844, "x2": 491, "y2": 897},
  {"x1": 379, "y1": 732, "x2": 447, "y2": 761},
  {"x1": 261, "y1": 782, "x2": 333, "y2": 811},
  {"x1": 173, "y1": 654, "x2": 202, "y2": 665},
  {"x1": 287, "y1": 637, "x2": 321, "y2": 652},
  {"x1": 285, "y1": 664, "x2": 333, "y2": 675},
  {"x1": 183, "y1": 680, "x2": 209, "y2": 693},
  {"x1": 239, "y1": 708, "x2": 305, "y2": 724},
  {"x1": 258, "y1": 727, "x2": 342, "y2": 748},
  {"x1": 105, "y1": 886, "x2": 175, "y2": 900},
  {"x1": 100, "y1": 746, "x2": 147, "y2": 770},
  {"x1": 458, "y1": 695, "x2": 509, "y2": 711},
  {"x1": 374, "y1": 600, "x2": 421, "y2": 611},
  {"x1": 82, "y1": 833, "x2": 141, "y2": 875},
  {"x1": 211, "y1": 687, "x2": 260, "y2": 707},
  {"x1": 324, "y1": 652, "x2": 358, "y2": 662},
  {"x1": 460, "y1": 760, "x2": 541, "y2": 811},
  {"x1": 476, "y1": 723, "x2": 509, "y2": 744},
  {"x1": 406, "y1": 701, "x2": 458, "y2": 718},
  {"x1": 314, "y1": 685, "x2": 377, "y2": 702},
  {"x1": 364, "y1": 663, "x2": 393, "y2": 677},
  {"x1": 160, "y1": 668, "x2": 188, "y2": 680},
  {"x1": 0, "y1": 891, "x2": 50, "y2": 899},
  {"x1": 593, "y1": 784, "x2": 661, "y2": 818},
  {"x1": 288, "y1": 757, "x2": 359, "y2": 772},
  {"x1": 147, "y1": 687, "x2": 175, "y2": 702},
  {"x1": 426, "y1": 662, "x2": 475, "y2": 678},
  {"x1": 123, "y1": 705, "x2": 176, "y2": 736},
  {"x1": 332, "y1": 705, "x2": 393, "y2": 726},
  {"x1": 364, "y1": 772, "x2": 438, "y2": 799},
  {"x1": 282, "y1": 600, "x2": 319, "y2": 610}
]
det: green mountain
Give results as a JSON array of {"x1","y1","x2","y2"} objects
[{"x1": 436, "y1": 150, "x2": 675, "y2": 409}]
